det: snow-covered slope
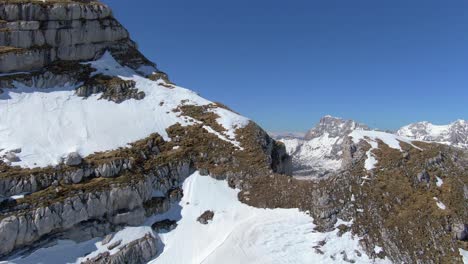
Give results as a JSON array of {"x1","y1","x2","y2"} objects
[
  {"x1": 397, "y1": 120, "x2": 468, "y2": 149},
  {"x1": 0, "y1": 52, "x2": 249, "y2": 168},
  {"x1": 278, "y1": 116, "x2": 368, "y2": 178},
  {"x1": 5, "y1": 172, "x2": 390, "y2": 264}
]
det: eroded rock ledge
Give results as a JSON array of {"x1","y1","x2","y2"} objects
[
  {"x1": 0, "y1": 0, "x2": 153, "y2": 73},
  {"x1": 0, "y1": 116, "x2": 291, "y2": 260}
]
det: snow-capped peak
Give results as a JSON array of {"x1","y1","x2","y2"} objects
[
  {"x1": 304, "y1": 115, "x2": 368, "y2": 140},
  {"x1": 278, "y1": 116, "x2": 369, "y2": 178},
  {"x1": 397, "y1": 119, "x2": 468, "y2": 149}
]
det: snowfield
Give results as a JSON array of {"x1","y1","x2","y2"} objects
[
  {"x1": 152, "y1": 172, "x2": 390, "y2": 264},
  {"x1": 0, "y1": 53, "x2": 249, "y2": 168},
  {"x1": 4, "y1": 172, "x2": 391, "y2": 264}
]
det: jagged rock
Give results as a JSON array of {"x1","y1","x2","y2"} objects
[
  {"x1": 70, "y1": 169, "x2": 85, "y2": 184},
  {"x1": 197, "y1": 210, "x2": 214, "y2": 224},
  {"x1": 4, "y1": 152, "x2": 20, "y2": 162},
  {"x1": 101, "y1": 234, "x2": 114, "y2": 246},
  {"x1": 111, "y1": 208, "x2": 145, "y2": 226},
  {"x1": 416, "y1": 170, "x2": 430, "y2": 183},
  {"x1": 151, "y1": 219, "x2": 177, "y2": 232},
  {"x1": 107, "y1": 239, "x2": 122, "y2": 250},
  {"x1": 95, "y1": 159, "x2": 132, "y2": 178},
  {"x1": 143, "y1": 197, "x2": 170, "y2": 217},
  {"x1": 453, "y1": 223, "x2": 467, "y2": 241},
  {"x1": 0, "y1": 180, "x2": 152, "y2": 257},
  {"x1": 65, "y1": 152, "x2": 83, "y2": 166},
  {"x1": 82, "y1": 234, "x2": 158, "y2": 264}
]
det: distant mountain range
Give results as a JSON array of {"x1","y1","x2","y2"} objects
[
  {"x1": 397, "y1": 120, "x2": 468, "y2": 149},
  {"x1": 274, "y1": 116, "x2": 467, "y2": 178}
]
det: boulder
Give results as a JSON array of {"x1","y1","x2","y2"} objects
[
  {"x1": 453, "y1": 223, "x2": 467, "y2": 241},
  {"x1": 65, "y1": 152, "x2": 82, "y2": 166},
  {"x1": 151, "y1": 219, "x2": 178, "y2": 232},
  {"x1": 5, "y1": 152, "x2": 20, "y2": 162},
  {"x1": 197, "y1": 210, "x2": 214, "y2": 225}
]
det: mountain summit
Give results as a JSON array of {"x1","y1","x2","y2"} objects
[
  {"x1": 304, "y1": 115, "x2": 369, "y2": 140},
  {"x1": 397, "y1": 120, "x2": 468, "y2": 149},
  {"x1": 279, "y1": 115, "x2": 369, "y2": 178}
]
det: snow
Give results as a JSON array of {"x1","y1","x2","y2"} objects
[
  {"x1": 350, "y1": 130, "x2": 419, "y2": 151},
  {"x1": 280, "y1": 138, "x2": 304, "y2": 154},
  {"x1": 364, "y1": 140, "x2": 378, "y2": 170},
  {"x1": 398, "y1": 121, "x2": 450, "y2": 139},
  {"x1": 280, "y1": 133, "x2": 343, "y2": 177},
  {"x1": 3, "y1": 239, "x2": 101, "y2": 264},
  {"x1": 151, "y1": 172, "x2": 389, "y2": 264},
  {"x1": 436, "y1": 176, "x2": 443, "y2": 187},
  {"x1": 10, "y1": 193, "x2": 28, "y2": 200},
  {"x1": 374, "y1": 245, "x2": 384, "y2": 254},
  {"x1": 460, "y1": 248, "x2": 468, "y2": 264},
  {"x1": 433, "y1": 197, "x2": 447, "y2": 210},
  {"x1": 0, "y1": 52, "x2": 249, "y2": 168}
]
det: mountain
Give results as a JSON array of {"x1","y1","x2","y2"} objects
[
  {"x1": 397, "y1": 120, "x2": 468, "y2": 149},
  {"x1": 0, "y1": 1, "x2": 467, "y2": 264},
  {"x1": 0, "y1": 1, "x2": 291, "y2": 263},
  {"x1": 278, "y1": 115, "x2": 369, "y2": 178},
  {"x1": 275, "y1": 119, "x2": 468, "y2": 263}
]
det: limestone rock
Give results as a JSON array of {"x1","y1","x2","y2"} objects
[
  {"x1": 81, "y1": 234, "x2": 158, "y2": 264},
  {"x1": 5, "y1": 152, "x2": 20, "y2": 162},
  {"x1": 197, "y1": 210, "x2": 214, "y2": 224},
  {"x1": 65, "y1": 152, "x2": 83, "y2": 166}
]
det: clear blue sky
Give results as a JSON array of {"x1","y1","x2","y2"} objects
[{"x1": 104, "y1": 0, "x2": 468, "y2": 132}]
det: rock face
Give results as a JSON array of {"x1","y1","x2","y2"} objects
[
  {"x1": 82, "y1": 234, "x2": 158, "y2": 264},
  {"x1": 0, "y1": 0, "x2": 153, "y2": 73},
  {"x1": 279, "y1": 115, "x2": 368, "y2": 178},
  {"x1": 397, "y1": 120, "x2": 468, "y2": 149}
]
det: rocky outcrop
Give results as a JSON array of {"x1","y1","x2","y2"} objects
[
  {"x1": 76, "y1": 74, "x2": 145, "y2": 103},
  {"x1": 0, "y1": 1, "x2": 154, "y2": 73},
  {"x1": 0, "y1": 178, "x2": 151, "y2": 256},
  {"x1": 197, "y1": 210, "x2": 214, "y2": 224},
  {"x1": 81, "y1": 234, "x2": 158, "y2": 264}
]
